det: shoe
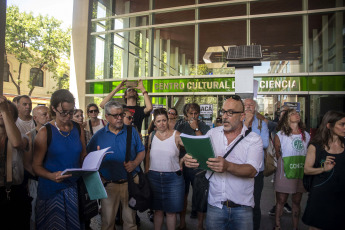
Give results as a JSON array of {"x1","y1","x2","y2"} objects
[
  {"x1": 284, "y1": 203, "x2": 292, "y2": 214},
  {"x1": 268, "y1": 205, "x2": 276, "y2": 216},
  {"x1": 147, "y1": 210, "x2": 154, "y2": 222},
  {"x1": 190, "y1": 210, "x2": 197, "y2": 219}
]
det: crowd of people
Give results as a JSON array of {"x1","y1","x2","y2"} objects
[{"x1": 0, "y1": 80, "x2": 344, "y2": 230}]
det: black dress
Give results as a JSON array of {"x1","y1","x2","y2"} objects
[{"x1": 302, "y1": 144, "x2": 345, "y2": 230}]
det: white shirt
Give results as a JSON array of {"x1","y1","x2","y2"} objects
[
  {"x1": 15, "y1": 117, "x2": 35, "y2": 135},
  {"x1": 149, "y1": 130, "x2": 180, "y2": 172},
  {"x1": 206, "y1": 126, "x2": 263, "y2": 208}
]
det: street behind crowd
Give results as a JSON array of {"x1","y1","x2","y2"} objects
[{"x1": 90, "y1": 175, "x2": 309, "y2": 230}]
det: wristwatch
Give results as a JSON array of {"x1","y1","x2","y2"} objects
[{"x1": 194, "y1": 128, "x2": 199, "y2": 132}]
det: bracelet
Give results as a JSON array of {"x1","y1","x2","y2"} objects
[{"x1": 142, "y1": 91, "x2": 148, "y2": 95}]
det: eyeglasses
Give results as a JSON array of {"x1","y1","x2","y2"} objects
[
  {"x1": 56, "y1": 109, "x2": 74, "y2": 117},
  {"x1": 88, "y1": 109, "x2": 99, "y2": 113},
  {"x1": 168, "y1": 111, "x2": 176, "y2": 115},
  {"x1": 220, "y1": 109, "x2": 244, "y2": 117},
  {"x1": 125, "y1": 116, "x2": 134, "y2": 120},
  {"x1": 107, "y1": 113, "x2": 125, "y2": 119}
]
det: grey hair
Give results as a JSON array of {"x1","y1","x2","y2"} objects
[
  {"x1": 243, "y1": 98, "x2": 259, "y2": 112},
  {"x1": 104, "y1": 101, "x2": 123, "y2": 115}
]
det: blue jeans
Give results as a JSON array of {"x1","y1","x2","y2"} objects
[{"x1": 206, "y1": 203, "x2": 253, "y2": 230}]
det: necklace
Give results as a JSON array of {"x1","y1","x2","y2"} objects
[{"x1": 55, "y1": 121, "x2": 71, "y2": 137}]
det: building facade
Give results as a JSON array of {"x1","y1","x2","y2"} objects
[{"x1": 71, "y1": 0, "x2": 345, "y2": 133}]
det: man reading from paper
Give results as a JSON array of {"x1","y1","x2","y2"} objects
[{"x1": 183, "y1": 96, "x2": 263, "y2": 230}]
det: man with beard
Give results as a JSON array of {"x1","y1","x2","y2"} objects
[{"x1": 183, "y1": 96, "x2": 263, "y2": 230}]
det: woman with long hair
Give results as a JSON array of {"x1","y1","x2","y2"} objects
[
  {"x1": 273, "y1": 109, "x2": 310, "y2": 230},
  {"x1": 85, "y1": 103, "x2": 107, "y2": 136},
  {"x1": 302, "y1": 111, "x2": 345, "y2": 230},
  {"x1": 33, "y1": 89, "x2": 87, "y2": 229},
  {"x1": 145, "y1": 108, "x2": 185, "y2": 230},
  {"x1": 73, "y1": 109, "x2": 91, "y2": 144}
]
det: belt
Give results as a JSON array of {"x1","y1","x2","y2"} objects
[
  {"x1": 104, "y1": 173, "x2": 138, "y2": 186},
  {"x1": 221, "y1": 200, "x2": 242, "y2": 208}
]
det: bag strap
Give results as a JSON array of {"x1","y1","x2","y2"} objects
[
  {"x1": 207, "y1": 128, "x2": 251, "y2": 181},
  {"x1": 45, "y1": 121, "x2": 81, "y2": 148},
  {"x1": 125, "y1": 125, "x2": 132, "y2": 163}
]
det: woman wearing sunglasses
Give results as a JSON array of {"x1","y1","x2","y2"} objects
[
  {"x1": 85, "y1": 103, "x2": 107, "y2": 136},
  {"x1": 33, "y1": 89, "x2": 87, "y2": 229}
]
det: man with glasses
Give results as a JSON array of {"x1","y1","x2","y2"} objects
[
  {"x1": 100, "y1": 79, "x2": 153, "y2": 133},
  {"x1": 87, "y1": 101, "x2": 145, "y2": 230},
  {"x1": 183, "y1": 96, "x2": 263, "y2": 230},
  {"x1": 175, "y1": 103, "x2": 210, "y2": 230}
]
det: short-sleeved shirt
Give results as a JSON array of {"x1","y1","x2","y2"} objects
[
  {"x1": 206, "y1": 126, "x2": 263, "y2": 208},
  {"x1": 86, "y1": 124, "x2": 145, "y2": 181},
  {"x1": 123, "y1": 105, "x2": 149, "y2": 132},
  {"x1": 16, "y1": 117, "x2": 35, "y2": 135}
]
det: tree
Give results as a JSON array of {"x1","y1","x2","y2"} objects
[{"x1": 5, "y1": 6, "x2": 71, "y2": 95}]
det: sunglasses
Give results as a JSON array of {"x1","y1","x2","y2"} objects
[
  {"x1": 226, "y1": 95, "x2": 242, "y2": 101},
  {"x1": 56, "y1": 109, "x2": 74, "y2": 117},
  {"x1": 168, "y1": 111, "x2": 176, "y2": 115},
  {"x1": 125, "y1": 116, "x2": 134, "y2": 120},
  {"x1": 88, "y1": 109, "x2": 99, "y2": 113},
  {"x1": 107, "y1": 113, "x2": 125, "y2": 119}
]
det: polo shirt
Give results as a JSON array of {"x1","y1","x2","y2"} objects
[
  {"x1": 206, "y1": 126, "x2": 263, "y2": 208},
  {"x1": 86, "y1": 124, "x2": 145, "y2": 181}
]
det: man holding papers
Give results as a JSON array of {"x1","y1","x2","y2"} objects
[
  {"x1": 183, "y1": 96, "x2": 263, "y2": 230},
  {"x1": 87, "y1": 101, "x2": 145, "y2": 230}
]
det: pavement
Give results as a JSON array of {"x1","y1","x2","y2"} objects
[{"x1": 90, "y1": 175, "x2": 309, "y2": 230}]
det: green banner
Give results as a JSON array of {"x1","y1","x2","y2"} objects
[{"x1": 86, "y1": 75, "x2": 345, "y2": 94}]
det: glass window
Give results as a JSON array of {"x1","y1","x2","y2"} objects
[
  {"x1": 30, "y1": 68, "x2": 43, "y2": 87},
  {"x1": 309, "y1": 0, "x2": 343, "y2": 10},
  {"x1": 199, "y1": 21, "x2": 246, "y2": 75},
  {"x1": 155, "y1": 0, "x2": 194, "y2": 10},
  {"x1": 308, "y1": 12, "x2": 345, "y2": 72},
  {"x1": 200, "y1": 4, "x2": 245, "y2": 20},
  {"x1": 155, "y1": 10, "x2": 194, "y2": 24},
  {"x1": 153, "y1": 26, "x2": 195, "y2": 76},
  {"x1": 251, "y1": 16, "x2": 303, "y2": 74},
  {"x1": 250, "y1": 0, "x2": 301, "y2": 15}
]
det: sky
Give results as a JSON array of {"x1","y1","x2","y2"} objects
[{"x1": 7, "y1": 0, "x2": 73, "y2": 28}]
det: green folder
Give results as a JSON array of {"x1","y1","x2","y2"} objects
[
  {"x1": 180, "y1": 133, "x2": 215, "y2": 171},
  {"x1": 82, "y1": 171, "x2": 107, "y2": 200}
]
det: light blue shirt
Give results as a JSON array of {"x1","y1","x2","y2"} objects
[{"x1": 251, "y1": 116, "x2": 269, "y2": 172}]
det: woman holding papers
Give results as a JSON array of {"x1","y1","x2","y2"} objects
[
  {"x1": 273, "y1": 109, "x2": 310, "y2": 230},
  {"x1": 33, "y1": 89, "x2": 87, "y2": 230},
  {"x1": 145, "y1": 108, "x2": 185, "y2": 230}
]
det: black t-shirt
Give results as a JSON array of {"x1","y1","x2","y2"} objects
[{"x1": 123, "y1": 105, "x2": 149, "y2": 132}]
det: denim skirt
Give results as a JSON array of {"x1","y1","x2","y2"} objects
[{"x1": 148, "y1": 170, "x2": 185, "y2": 213}]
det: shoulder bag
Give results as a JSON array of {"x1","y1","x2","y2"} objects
[{"x1": 126, "y1": 125, "x2": 152, "y2": 212}]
